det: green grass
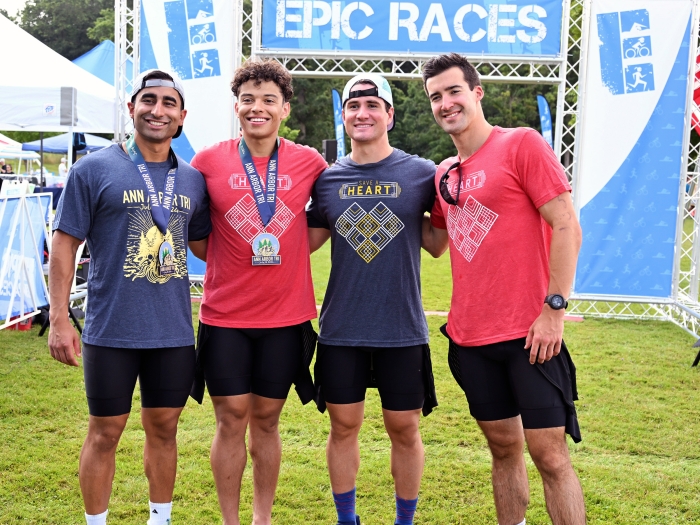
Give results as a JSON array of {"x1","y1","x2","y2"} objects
[{"x1": 2, "y1": 244, "x2": 700, "y2": 524}]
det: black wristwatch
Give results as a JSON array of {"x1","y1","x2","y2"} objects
[{"x1": 544, "y1": 294, "x2": 568, "y2": 310}]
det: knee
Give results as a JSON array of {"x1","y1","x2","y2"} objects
[
  {"x1": 385, "y1": 421, "x2": 421, "y2": 449},
  {"x1": 86, "y1": 422, "x2": 125, "y2": 454},
  {"x1": 329, "y1": 417, "x2": 362, "y2": 442},
  {"x1": 530, "y1": 447, "x2": 572, "y2": 479},
  {"x1": 216, "y1": 406, "x2": 249, "y2": 437},
  {"x1": 487, "y1": 435, "x2": 524, "y2": 462}
]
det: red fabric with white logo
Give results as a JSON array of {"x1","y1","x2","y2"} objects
[
  {"x1": 191, "y1": 138, "x2": 327, "y2": 328},
  {"x1": 430, "y1": 126, "x2": 571, "y2": 347}
]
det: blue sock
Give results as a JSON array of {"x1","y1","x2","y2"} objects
[
  {"x1": 395, "y1": 494, "x2": 418, "y2": 525},
  {"x1": 332, "y1": 487, "x2": 356, "y2": 525}
]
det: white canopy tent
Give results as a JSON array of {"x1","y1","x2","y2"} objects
[{"x1": 0, "y1": 15, "x2": 115, "y2": 134}]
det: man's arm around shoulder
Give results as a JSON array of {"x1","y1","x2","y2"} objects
[
  {"x1": 422, "y1": 215, "x2": 449, "y2": 258},
  {"x1": 309, "y1": 227, "x2": 331, "y2": 254},
  {"x1": 48, "y1": 230, "x2": 83, "y2": 367}
]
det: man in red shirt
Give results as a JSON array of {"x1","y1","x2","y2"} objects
[
  {"x1": 189, "y1": 60, "x2": 327, "y2": 525},
  {"x1": 421, "y1": 53, "x2": 586, "y2": 525}
]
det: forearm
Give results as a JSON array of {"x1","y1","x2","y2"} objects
[
  {"x1": 308, "y1": 227, "x2": 331, "y2": 253},
  {"x1": 48, "y1": 232, "x2": 81, "y2": 322},
  {"x1": 421, "y1": 215, "x2": 448, "y2": 258},
  {"x1": 188, "y1": 238, "x2": 208, "y2": 261},
  {"x1": 547, "y1": 222, "x2": 582, "y2": 298}
]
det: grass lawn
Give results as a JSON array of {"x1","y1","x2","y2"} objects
[{"x1": 1, "y1": 243, "x2": 699, "y2": 524}]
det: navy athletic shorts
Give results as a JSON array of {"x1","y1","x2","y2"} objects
[
  {"x1": 448, "y1": 337, "x2": 568, "y2": 429},
  {"x1": 317, "y1": 343, "x2": 426, "y2": 411},
  {"x1": 199, "y1": 323, "x2": 303, "y2": 399},
  {"x1": 82, "y1": 343, "x2": 196, "y2": 417}
]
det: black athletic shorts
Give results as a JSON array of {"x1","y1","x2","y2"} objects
[
  {"x1": 449, "y1": 337, "x2": 567, "y2": 429},
  {"x1": 317, "y1": 343, "x2": 425, "y2": 411},
  {"x1": 82, "y1": 343, "x2": 196, "y2": 417},
  {"x1": 199, "y1": 323, "x2": 303, "y2": 399}
]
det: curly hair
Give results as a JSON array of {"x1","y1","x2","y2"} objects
[{"x1": 231, "y1": 59, "x2": 294, "y2": 102}]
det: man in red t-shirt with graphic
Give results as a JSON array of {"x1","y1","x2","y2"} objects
[
  {"x1": 189, "y1": 60, "x2": 327, "y2": 525},
  {"x1": 421, "y1": 53, "x2": 586, "y2": 525}
]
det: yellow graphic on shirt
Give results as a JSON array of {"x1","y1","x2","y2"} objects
[
  {"x1": 335, "y1": 202, "x2": 404, "y2": 263},
  {"x1": 123, "y1": 204, "x2": 188, "y2": 283}
]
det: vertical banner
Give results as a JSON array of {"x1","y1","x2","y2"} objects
[
  {"x1": 332, "y1": 89, "x2": 345, "y2": 159},
  {"x1": 574, "y1": 0, "x2": 694, "y2": 299},
  {"x1": 537, "y1": 94, "x2": 554, "y2": 148},
  {"x1": 140, "y1": 0, "x2": 235, "y2": 163}
]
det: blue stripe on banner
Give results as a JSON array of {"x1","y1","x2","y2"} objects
[
  {"x1": 332, "y1": 89, "x2": 345, "y2": 158},
  {"x1": 536, "y1": 95, "x2": 553, "y2": 149},
  {"x1": 165, "y1": 0, "x2": 193, "y2": 80},
  {"x1": 575, "y1": 17, "x2": 692, "y2": 298},
  {"x1": 597, "y1": 12, "x2": 625, "y2": 96},
  {"x1": 140, "y1": 3, "x2": 158, "y2": 70},
  {"x1": 171, "y1": 132, "x2": 197, "y2": 163}
]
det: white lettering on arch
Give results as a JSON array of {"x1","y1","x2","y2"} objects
[{"x1": 454, "y1": 4, "x2": 487, "y2": 42}]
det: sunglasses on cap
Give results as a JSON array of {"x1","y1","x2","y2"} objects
[{"x1": 439, "y1": 162, "x2": 462, "y2": 206}]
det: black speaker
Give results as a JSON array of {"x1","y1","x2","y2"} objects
[{"x1": 322, "y1": 139, "x2": 338, "y2": 164}]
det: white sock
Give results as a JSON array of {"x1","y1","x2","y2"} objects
[
  {"x1": 85, "y1": 510, "x2": 108, "y2": 525},
  {"x1": 499, "y1": 521, "x2": 525, "y2": 525},
  {"x1": 147, "y1": 501, "x2": 172, "y2": 524}
]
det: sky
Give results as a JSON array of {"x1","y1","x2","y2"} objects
[{"x1": 0, "y1": 0, "x2": 26, "y2": 17}]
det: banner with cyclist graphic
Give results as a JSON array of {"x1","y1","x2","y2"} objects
[
  {"x1": 573, "y1": 0, "x2": 694, "y2": 299},
  {"x1": 140, "y1": 0, "x2": 235, "y2": 162}
]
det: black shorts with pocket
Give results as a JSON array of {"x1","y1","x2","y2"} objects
[
  {"x1": 448, "y1": 337, "x2": 569, "y2": 429},
  {"x1": 82, "y1": 343, "x2": 196, "y2": 417},
  {"x1": 316, "y1": 343, "x2": 426, "y2": 411},
  {"x1": 199, "y1": 323, "x2": 304, "y2": 399}
]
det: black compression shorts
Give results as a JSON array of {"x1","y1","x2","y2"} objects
[
  {"x1": 82, "y1": 343, "x2": 196, "y2": 417},
  {"x1": 199, "y1": 323, "x2": 303, "y2": 399},
  {"x1": 317, "y1": 343, "x2": 425, "y2": 411},
  {"x1": 448, "y1": 337, "x2": 567, "y2": 429}
]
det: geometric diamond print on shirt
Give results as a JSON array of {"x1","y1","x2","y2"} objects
[
  {"x1": 335, "y1": 201, "x2": 404, "y2": 263},
  {"x1": 225, "y1": 193, "x2": 296, "y2": 244},
  {"x1": 447, "y1": 195, "x2": 498, "y2": 262}
]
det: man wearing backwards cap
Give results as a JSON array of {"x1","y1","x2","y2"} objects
[
  {"x1": 307, "y1": 73, "x2": 441, "y2": 525},
  {"x1": 49, "y1": 69, "x2": 211, "y2": 525}
]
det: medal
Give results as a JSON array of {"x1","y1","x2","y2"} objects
[
  {"x1": 238, "y1": 138, "x2": 282, "y2": 266},
  {"x1": 251, "y1": 232, "x2": 281, "y2": 266},
  {"x1": 125, "y1": 135, "x2": 179, "y2": 276},
  {"x1": 158, "y1": 240, "x2": 176, "y2": 275}
]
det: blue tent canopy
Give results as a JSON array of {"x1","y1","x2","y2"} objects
[
  {"x1": 22, "y1": 133, "x2": 113, "y2": 154},
  {"x1": 72, "y1": 40, "x2": 133, "y2": 86}
]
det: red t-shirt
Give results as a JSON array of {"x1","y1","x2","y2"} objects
[
  {"x1": 431, "y1": 126, "x2": 571, "y2": 347},
  {"x1": 191, "y1": 138, "x2": 327, "y2": 328}
]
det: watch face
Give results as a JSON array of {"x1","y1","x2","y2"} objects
[{"x1": 551, "y1": 295, "x2": 564, "y2": 309}]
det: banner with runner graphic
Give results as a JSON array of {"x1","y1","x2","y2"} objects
[
  {"x1": 574, "y1": 0, "x2": 694, "y2": 299},
  {"x1": 140, "y1": 0, "x2": 235, "y2": 162}
]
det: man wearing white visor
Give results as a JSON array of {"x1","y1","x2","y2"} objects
[
  {"x1": 49, "y1": 69, "x2": 211, "y2": 525},
  {"x1": 307, "y1": 73, "x2": 442, "y2": 525}
]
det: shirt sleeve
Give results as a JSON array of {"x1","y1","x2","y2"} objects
[
  {"x1": 516, "y1": 129, "x2": 571, "y2": 209},
  {"x1": 306, "y1": 179, "x2": 330, "y2": 229},
  {"x1": 52, "y1": 165, "x2": 93, "y2": 240},
  {"x1": 430, "y1": 194, "x2": 446, "y2": 229},
  {"x1": 188, "y1": 179, "x2": 212, "y2": 242}
]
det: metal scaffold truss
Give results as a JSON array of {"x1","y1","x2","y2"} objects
[{"x1": 116, "y1": 0, "x2": 700, "y2": 341}]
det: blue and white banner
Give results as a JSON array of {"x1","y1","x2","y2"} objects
[
  {"x1": 140, "y1": 0, "x2": 235, "y2": 162},
  {"x1": 574, "y1": 0, "x2": 694, "y2": 299},
  {"x1": 332, "y1": 89, "x2": 345, "y2": 158},
  {"x1": 537, "y1": 94, "x2": 554, "y2": 148},
  {"x1": 0, "y1": 195, "x2": 51, "y2": 322},
  {"x1": 263, "y1": 0, "x2": 565, "y2": 57}
]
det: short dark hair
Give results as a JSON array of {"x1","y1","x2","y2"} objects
[
  {"x1": 422, "y1": 53, "x2": 481, "y2": 92},
  {"x1": 231, "y1": 59, "x2": 294, "y2": 103},
  {"x1": 132, "y1": 70, "x2": 184, "y2": 109}
]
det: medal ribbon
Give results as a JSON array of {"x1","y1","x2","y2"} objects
[
  {"x1": 238, "y1": 138, "x2": 279, "y2": 227},
  {"x1": 125, "y1": 135, "x2": 178, "y2": 235}
]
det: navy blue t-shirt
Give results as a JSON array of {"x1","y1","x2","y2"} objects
[
  {"x1": 307, "y1": 149, "x2": 436, "y2": 347},
  {"x1": 54, "y1": 144, "x2": 211, "y2": 348}
]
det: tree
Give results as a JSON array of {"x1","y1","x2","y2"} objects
[
  {"x1": 87, "y1": 8, "x2": 114, "y2": 43},
  {"x1": 20, "y1": 0, "x2": 113, "y2": 60}
]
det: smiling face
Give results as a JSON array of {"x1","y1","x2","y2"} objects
[
  {"x1": 426, "y1": 66, "x2": 484, "y2": 137},
  {"x1": 128, "y1": 86, "x2": 186, "y2": 145},
  {"x1": 235, "y1": 80, "x2": 290, "y2": 142},
  {"x1": 342, "y1": 83, "x2": 394, "y2": 144}
]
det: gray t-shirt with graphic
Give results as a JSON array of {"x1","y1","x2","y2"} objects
[
  {"x1": 307, "y1": 149, "x2": 436, "y2": 347},
  {"x1": 54, "y1": 144, "x2": 211, "y2": 348}
]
